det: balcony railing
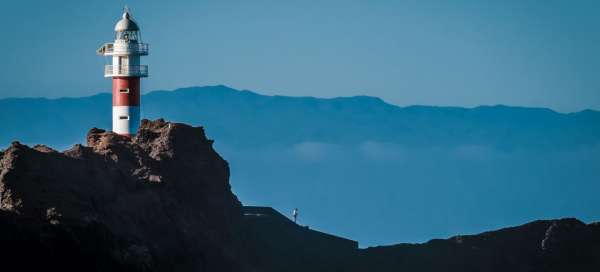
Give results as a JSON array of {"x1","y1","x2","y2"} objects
[
  {"x1": 105, "y1": 65, "x2": 148, "y2": 77},
  {"x1": 98, "y1": 43, "x2": 149, "y2": 56}
]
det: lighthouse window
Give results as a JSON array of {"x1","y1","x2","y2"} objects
[
  {"x1": 119, "y1": 115, "x2": 130, "y2": 120},
  {"x1": 119, "y1": 88, "x2": 130, "y2": 94}
]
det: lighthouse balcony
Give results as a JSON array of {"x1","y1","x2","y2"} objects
[
  {"x1": 97, "y1": 42, "x2": 149, "y2": 56},
  {"x1": 105, "y1": 65, "x2": 148, "y2": 77}
]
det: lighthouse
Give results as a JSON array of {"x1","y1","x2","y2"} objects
[{"x1": 97, "y1": 8, "x2": 148, "y2": 136}]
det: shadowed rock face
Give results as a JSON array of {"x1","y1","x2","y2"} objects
[
  {"x1": 1, "y1": 118, "x2": 599, "y2": 272},
  {"x1": 0, "y1": 119, "x2": 243, "y2": 271},
  {"x1": 344, "y1": 218, "x2": 600, "y2": 272}
]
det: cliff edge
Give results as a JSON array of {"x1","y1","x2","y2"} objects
[
  {"x1": 0, "y1": 119, "x2": 243, "y2": 271},
  {"x1": 1, "y1": 119, "x2": 599, "y2": 272}
]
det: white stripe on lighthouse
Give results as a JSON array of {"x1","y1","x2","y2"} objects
[{"x1": 112, "y1": 106, "x2": 140, "y2": 135}]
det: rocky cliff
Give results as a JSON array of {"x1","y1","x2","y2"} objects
[
  {"x1": 0, "y1": 119, "x2": 243, "y2": 271},
  {"x1": 1, "y1": 119, "x2": 599, "y2": 272},
  {"x1": 346, "y1": 218, "x2": 600, "y2": 272}
]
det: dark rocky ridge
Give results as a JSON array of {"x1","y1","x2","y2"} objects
[
  {"x1": 347, "y1": 218, "x2": 600, "y2": 272},
  {"x1": 0, "y1": 119, "x2": 244, "y2": 271},
  {"x1": 1, "y1": 119, "x2": 599, "y2": 271}
]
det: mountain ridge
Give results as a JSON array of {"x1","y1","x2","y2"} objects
[
  {"x1": 3, "y1": 84, "x2": 599, "y2": 114},
  {"x1": 2, "y1": 85, "x2": 599, "y2": 149},
  {"x1": 2, "y1": 85, "x2": 599, "y2": 246}
]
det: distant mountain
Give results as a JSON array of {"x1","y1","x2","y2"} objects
[
  {"x1": 2, "y1": 85, "x2": 599, "y2": 149},
  {"x1": 2, "y1": 85, "x2": 600, "y2": 246}
]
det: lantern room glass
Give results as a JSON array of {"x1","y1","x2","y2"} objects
[{"x1": 116, "y1": 31, "x2": 141, "y2": 42}]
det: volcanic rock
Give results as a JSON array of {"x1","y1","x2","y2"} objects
[
  {"x1": 1, "y1": 118, "x2": 599, "y2": 272},
  {"x1": 0, "y1": 119, "x2": 242, "y2": 271}
]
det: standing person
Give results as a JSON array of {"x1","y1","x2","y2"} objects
[{"x1": 292, "y1": 208, "x2": 299, "y2": 224}]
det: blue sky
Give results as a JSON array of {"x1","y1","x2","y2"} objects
[{"x1": 0, "y1": 0, "x2": 598, "y2": 112}]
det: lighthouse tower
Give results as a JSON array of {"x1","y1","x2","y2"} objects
[{"x1": 97, "y1": 8, "x2": 148, "y2": 136}]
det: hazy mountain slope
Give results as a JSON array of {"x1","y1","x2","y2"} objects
[
  {"x1": 141, "y1": 86, "x2": 600, "y2": 149},
  {"x1": 3, "y1": 85, "x2": 598, "y2": 149},
  {"x1": 1, "y1": 85, "x2": 600, "y2": 246},
  {"x1": 0, "y1": 94, "x2": 111, "y2": 148}
]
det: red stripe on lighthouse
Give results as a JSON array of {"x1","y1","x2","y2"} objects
[{"x1": 112, "y1": 77, "x2": 140, "y2": 106}]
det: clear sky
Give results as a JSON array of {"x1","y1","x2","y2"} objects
[{"x1": 0, "y1": 0, "x2": 598, "y2": 112}]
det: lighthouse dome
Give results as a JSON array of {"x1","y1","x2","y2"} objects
[{"x1": 114, "y1": 11, "x2": 139, "y2": 32}]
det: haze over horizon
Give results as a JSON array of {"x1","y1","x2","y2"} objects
[
  {"x1": 0, "y1": 0, "x2": 599, "y2": 112},
  {"x1": 2, "y1": 85, "x2": 599, "y2": 246},
  {"x1": 3, "y1": 85, "x2": 598, "y2": 115}
]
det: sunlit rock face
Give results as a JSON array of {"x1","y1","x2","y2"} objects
[{"x1": 0, "y1": 119, "x2": 243, "y2": 272}]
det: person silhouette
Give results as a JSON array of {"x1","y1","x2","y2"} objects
[{"x1": 292, "y1": 208, "x2": 299, "y2": 224}]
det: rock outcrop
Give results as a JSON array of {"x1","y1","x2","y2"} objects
[
  {"x1": 0, "y1": 119, "x2": 243, "y2": 271},
  {"x1": 345, "y1": 218, "x2": 600, "y2": 272},
  {"x1": 1, "y1": 119, "x2": 599, "y2": 272}
]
